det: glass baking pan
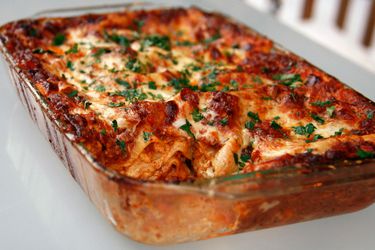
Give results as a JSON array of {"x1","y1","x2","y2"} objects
[{"x1": 1, "y1": 1, "x2": 375, "y2": 245}]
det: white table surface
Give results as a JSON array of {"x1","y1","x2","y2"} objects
[{"x1": 0, "y1": 1, "x2": 374, "y2": 250}]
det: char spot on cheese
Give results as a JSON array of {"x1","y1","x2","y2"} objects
[
  {"x1": 165, "y1": 100, "x2": 179, "y2": 124},
  {"x1": 180, "y1": 88, "x2": 199, "y2": 108}
]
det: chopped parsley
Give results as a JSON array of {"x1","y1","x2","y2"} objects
[
  {"x1": 270, "y1": 120, "x2": 282, "y2": 130},
  {"x1": 200, "y1": 82, "x2": 220, "y2": 92},
  {"x1": 247, "y1": 111, "x2": 261, "y2": 122},
  {"x1": 148, "y1": 81, "x2": 157, "y2": 90},
  {"x1": 111, "y1": 120, "x2": 118, "y2": 132},
  {"x1": 245, "y1": 121, "x2": 255, "y2": 130},
  {"x1": 306, "y1": 148, "x2": 314, "y2": 153},
  {"x1": 115, "y1": 78, "x2": 131, "y2": 88},
  {"x1": 32, "y1": 48, "x2": 54, "y2": 54},
  {"x1": 67, "y1": 90, "x2": 78, "y2": 98},
  {"x1": 92, "y1": 48, "x2": 111, "y2": 59},
  {"x1": 108, "y1": 102, "x2": 125, "y2": 107},
  {"x1": 100, "y1": 129, "x2": 106, "y2": 136},
  {"x1": 176, "y1": 40, "x2": 195, "y2": 46},
  {"x1": 252, "y1": 75, "x2": 263, "y2": 84},
  {"x1": 311, "y1": 113, "x2": 325, "y2": 124},
  {"x1": 293, "y1": 123, "x2": 316, "y2": 137},
  {"x1": 306, "y1": 134, "x2": 323, "y2": 143},
  {"x1": 169, "y1": 77, "x2": 194, "y2": 91},
  {"x1": 95, "y1": 85, "x2": 106, "y2": 92},
  {"x1": 233, "y1": 153, "x2": 247, "y2": 170},
  {"x1": 142, "y1": 35, "x2": 171, "y2": 51},
  {"x1": 356, "y1": 149, "x2": 374, "y2": 159},
  {"x1": 273, "y1": 74, "x2": 302, "y2": 86},
  {"x1": 83, "y1": 100, "x2": 92, "y2": 109},
  {"x1": 204, "y1": 33, "x2": 221, "y2": 44},
  {"x1": 245, "y1": 111, "x2": 261, "y2": 130},
  {"x1": 367, "y1": 110, "x2": 374, "y2": 119},
  {"x1": 262, "y1": 96, "x2": 273, "y2": 101},
  {"x1": 66, "y1": 43, "x2": 79, "y2": 54},
  {"x1": 52, "y1": 33, "x2": 65, "y2": 46},
  {"x1": 311, "y1": 100, "x2": 332, "y2": 107},
  {"x1": 334, "y1": 128, "x2": 344, "y2": 136},
  {"x1": 133, "y1": 19, "x2": 145, "y2": 32},
  {"x1": 116, "y1": 139, "x2": 126, "y2": 153},
  {"x1": 66, "y1": 61, "x2": 74, "y2": 71},
  {"x1": 110, "y1": 89, "x2": 147, "y2": 102},
  {"x1": 229, "y1": 79, "x2": 239, "y2": 90},
  {"x1": 106, "y1": 33, "x2": 130, "y2": 47},
  {"x1": 192, "y1": 109, "x2": 204, "y2": 122},
  {"x1": 143, "y1": 131, "x2": 152, "y2": 142},
  {"x1": 220, "y1": 117, "x2": 229, "y2": 126},
  {"x1": 126, "y1": 58, "x2": 142, "y2": 73},
  {"x1": 179, "y1": 120, "x2": 195, "y2": 139},
  {"x1": 326, "y1": 106, "x2": 336, "y2": 117}
]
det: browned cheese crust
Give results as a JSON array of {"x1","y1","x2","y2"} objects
[{"x1": 1, "y1": 7, "x2": 374, "y2": 181}]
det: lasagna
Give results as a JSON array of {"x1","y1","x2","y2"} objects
[{"x1": 1, "y1": 7, "x2": 374, "y2": 181}]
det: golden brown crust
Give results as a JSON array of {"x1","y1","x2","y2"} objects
[{"x1": 1, "y1": 7, "x2": 374, "y2": 181}]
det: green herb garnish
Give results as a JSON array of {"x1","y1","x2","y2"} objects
[
  {"x1": 293, "y1": 123, "x2": 316, "y2": 137},
  {"x1": 311, "y1": 100, "x2": 332, "y2": 107},
  {"x1": 192, "y1": 109, "x2": 204, "y2": 122},
  {"x1": 367, "y1": 110, "x2": 374, "y2": 119},
  {"x1": 143, "y1": 131, "x2": 152, "y2": 142},
  {"x1": 108, "y1": 102, "x2": 125, "y2": 107},
  {"x1": 66, "y1": 43, "x2": 78, "y2": 54},
  {"x1": 273, "y1": 74, "x2": 302, "y2": 86},
  {"x1": 32, "y1": 48, "x2": 54, "y2": 54},
  {"x1": 52, "y1": 33, "x2": 65, "y2": 46},
  {"x1": 247, "y1": 111, "x2": 260, "y2": 122},
  {"x1": 220, "y1": 117, "x2": 228, "y2": 126},
  {"x1": 133, "y1": 19, "x2": 145, "y2": 32},
  {"x1": 306, "y1": 134, "x2": 323, "y2": 143},
  {"x1": 204, "y1": 33, "x2": 221, "y2": 44},
  {"x1": 110, "y1": 89, "x2": 147, "y2": 102},
  {"x1": 311, "y1": 113, "x2": 325, "y2": 124},
  {"x1": 106, "y1": 33, "x2": 130, "y2": 47},
  {"x1": 126, "y1": 58, "x2": 142, "y2": 73},
  {"x1": 92, "y1": 48, "x2": 111, "y2": 59},
  {"x1": 180, "y1": 120, "x2": 195, "y2": 139},
  {"x1": 66, "y1": 61, "x2": 74, "y2": 71},
  {"x1": 176, "y1": 40, "x2": 195, "y2": 46},
  {"x1": 357, "y1": 149, "x2": 374, "y2": 159},
  {"x1": 326, "y1": 106, "x2": 335, "y2": 117},
  {"x1": 115, "y1": 78, "x2": 131, "y2": 88},
  {"x1": 334, "y1": 128, "x2": 344, "y2": 136},
  {"x1": 142, "y1": 35, "x2": 171, "y2": 51},
  {"x1": 95, "y1": 85, "x2": 106, "y2": 92},
  {"x1": 245, "y1": 121, "x2": 255, "y2": 130},
  {"x1": 83, "y1": 100, "x2": 92, "y2": 109},
  {"x1": 148, "y1": 81, "x2": 157, "y2": 90},
  {"x1": 270, "y1": 120, "x2": 282, "y2": 130},
  {"x1": 67, "y1": 90, "x2": 78, "y2": 98},
  {"x1": 116, "y1": 139, "x2": 126, "y2": 153},
  {"x1": 112, "y1": 120, "x2": 118, "y2": 132}
]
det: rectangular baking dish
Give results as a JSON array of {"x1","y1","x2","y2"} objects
[{"x1": 1, "y1": 2, "x2": 375, "y2": 245}]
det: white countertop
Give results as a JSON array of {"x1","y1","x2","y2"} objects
[{"x1": 0, "y1": 1, "x2": 374, "y2": 250}]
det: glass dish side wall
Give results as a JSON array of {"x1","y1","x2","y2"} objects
[
  {"x1": 2, "y1": 54, "x2": 375, "y2": 244},
  {"x1": 1, "y1": 2, "x2": 375, "y2": 245}
]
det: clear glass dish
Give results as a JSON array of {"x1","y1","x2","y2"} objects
[{"x1": 1, "y1": 2, "x2": 375, "y2": 245}]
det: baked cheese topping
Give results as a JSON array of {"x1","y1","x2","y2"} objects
[{"x1": 1, "y1": 7, "x2": 374, "y2": 181}]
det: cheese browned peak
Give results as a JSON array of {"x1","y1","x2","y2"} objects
[{"x1": 1, "y1": 7, "x2": 374, "y2": 181}]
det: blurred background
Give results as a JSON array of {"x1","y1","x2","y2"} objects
[{"x1": 245, "y1": 0, "x2": 375, "y2": 73}]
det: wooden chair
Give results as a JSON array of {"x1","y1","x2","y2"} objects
[{"x1": 300, "y1": 0, "x2": 375, "y2": 47}]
